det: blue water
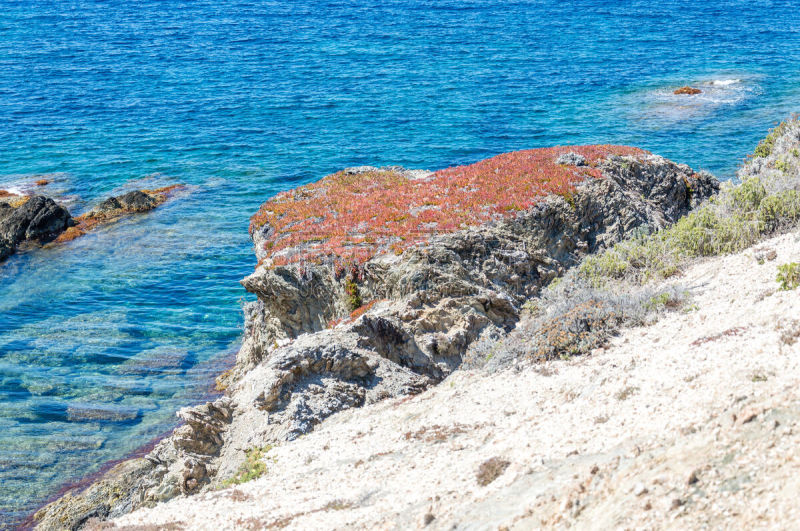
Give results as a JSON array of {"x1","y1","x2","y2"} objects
[{"x1": 1, "y1": 0, "x2": 799, "y2": 525}]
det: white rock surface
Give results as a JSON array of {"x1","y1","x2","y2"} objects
[{"x1": 109, "y1": 230, "x2": 800, "y2": 530}]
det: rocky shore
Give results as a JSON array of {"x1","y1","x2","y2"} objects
[
  {"x1": 0, "y1": 185, "x2": 182, "y2": 263},
  {"x1": 32, "y1": 143, "x2": 722, "y2": 529}
]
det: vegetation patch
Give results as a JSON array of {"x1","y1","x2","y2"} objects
[
  {"x1": 581, "y1": 120, "x2": 800, "y2": 288},
  {"x1": 250, "y1": 145, "x2": 646, "y2": 268},
  {"x1": 753, "y1": 121, "x2": 790, "y2": 158},
  {"x1": 776, "y1": 262, "x2": 800, "y2": 290},
  {"x1": 221, "y1": 445, "x2": 273, "y2": 487},
  {"x1": 472, "y1": 278, "x2": 686, "y2": 369}
]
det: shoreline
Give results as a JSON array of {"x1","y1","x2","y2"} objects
[
  {"x1": 31, "y1": 144, "x2": 721, "y2": 528},
  {"x1": 20, "y1": 347, "x2": 237, "y2": 530},
  {"x1": 18, "y1": 427, "x2": 176, "y2": 531},
  {"x1": 30, "y1": 117, "x2": 800, "y2": 528}
]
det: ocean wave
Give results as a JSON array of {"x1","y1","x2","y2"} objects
[{"x1": 704, "y1": 78, "x2": 743, "y2": 87}]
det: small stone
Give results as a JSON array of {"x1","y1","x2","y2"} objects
[
  {"x1": 670, "y1": 498, "x2": 684, "y2": 510},
  {"x1": 643, "y1": 501, "x2": 652, "y2": 511},
  {"x1": 687, "y1": 470, "x2": 700, "y2": 485},
  {"x1": 422, "y1": 513, "x2": 435, "y2": 526},
  {"x1": 737, "y1": 407, "x2": 759, "y2": 425},
  {"x1": 766, "y1": 249, "x2": 777, "y2": 261},
  {"x1": 633, "y1": 483, "x2": 648, "y2": 496}
]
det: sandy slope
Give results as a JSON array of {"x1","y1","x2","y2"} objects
[{"x1": 108, "y1": 230, "x2": 800, "y2": 530}]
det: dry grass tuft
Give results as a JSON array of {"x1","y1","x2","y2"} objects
[{"x1": 476, "y1": 457, "x2": 511, "y2": 486}]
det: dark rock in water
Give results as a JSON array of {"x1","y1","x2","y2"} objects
[
  {"x1": 66, "y1": 404, "x2": 141, "y2": 423},
  {"x1": 93, "y1": 196, "x2": 123, "y2": 214},
  {"x1": 93, "y1": 191, "x2": 158, "y2": 216},
  {"x1": 0, "y1": 185, "x2": 182, "y2": 261},
  {"x1": 57, "y1": 185, "x2": 183, "y2": 243},
  {"x1": 0, "y1": 195, "x2": 73, "y2": 262},
  {"x1": 118, "y1": 190, "x2": 159, "y2": 212}
]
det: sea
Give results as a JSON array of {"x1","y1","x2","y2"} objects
[{"x1": 1, "y1": 0, "x2": 799, "y2": 526}]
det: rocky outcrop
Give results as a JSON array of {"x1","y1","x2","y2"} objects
[
  {"x1": 33, "y1": 146, "x2": 717, "y2": 529},
  {"x1": 0, "y1": 194, "x2": 73, "y2": 261},
  {"x1": 55, "y1": 186, "x2": 183, "y2": 243},
  {"x1": 0, "y1": 185, "x2": 182, "y2": 262}
]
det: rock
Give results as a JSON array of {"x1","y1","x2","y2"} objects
[
  {"x1": 0, "y1": 195, "x2": 73, "y2": 262},
  {"x1": 55, "y1": 185, "x2": 183, "y2": 244},
  {"x1": 556, "y1": 152, "x2": 588, "y2": 166},
  {"x1": 86, "y1": 189, "x2": 165, "y2": 219},
  {"x1": 33, "y1": 458, "x2": 159, "y2": 530},
  {"x1": 66, "y1": 404, "x2": 141, "y2": 423},
  {"x1": 674, "y1": 86, "x2": 702, "y2": 95}
]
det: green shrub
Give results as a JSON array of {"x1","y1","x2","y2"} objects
[
  {"x1": 221, "y1": 445, "x2": 273, "y2": 487},
  {"x1": 344, "y1": 275, "x2": 362, "y2": 311},
  {"x1": 581, "y1": 152, "x2": 800, "y2": 288},
  {"x1": 753, "y1": 121, "x2": 789, "y2": 158},
  {"x1": 757, "y1": 190, "x2": 800, "y2": 232},
  {"x1": 777, "y1": 262, "x2": 800, "y2": 291}
]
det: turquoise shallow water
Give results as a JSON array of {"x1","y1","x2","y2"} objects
[{"x1": 1, "y1": 0, "x2": 800, "y2": 525}]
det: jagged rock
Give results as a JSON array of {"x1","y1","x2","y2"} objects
[
  {"x1": 556, "y1": 152, "x2": 588, "y2": 166},
  {"x1": 172, "y1": 397, "x2": 233, "y2": 456},
  {"x1": 55, "y1": 185, "x2": 183, "y2": 243},
  {"x1": 674, "y1": 86, "x2": 702, "y2": 95}
]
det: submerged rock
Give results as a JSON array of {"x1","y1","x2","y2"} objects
[{"x1": 33, "y1": 146, "x2": 718, "y2": 529}]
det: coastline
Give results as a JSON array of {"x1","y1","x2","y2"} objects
[
  {"x1": 31, "y1": 117, "x2": 800, "y2": 529},
  {"x1": 18, "y1": 428, "x2": 174, "y2": 531},
  {"x1": 19, "y1": 347, "x2": 237, "y2": 530},
  {"x1": 32, "y1": 144, "x2": 721, "y2": 528}
]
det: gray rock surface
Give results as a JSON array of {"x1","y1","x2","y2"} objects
[
  {"x1": 33, "y1": 151, "x2": 718, "y2": 529},
  {"x1": 91, "y1": 190, "x2": 160, "y2": 217}
]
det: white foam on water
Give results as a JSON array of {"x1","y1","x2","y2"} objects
[
  {"x1": 630, "y1": 76, "x2": 760, "y2": 124},
  {"x1": 704, "y1": 78, "x2": 742, "y2": 87},
  {"x1": 2, "y1": 185, "x2": 26, "y2": 195}
]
